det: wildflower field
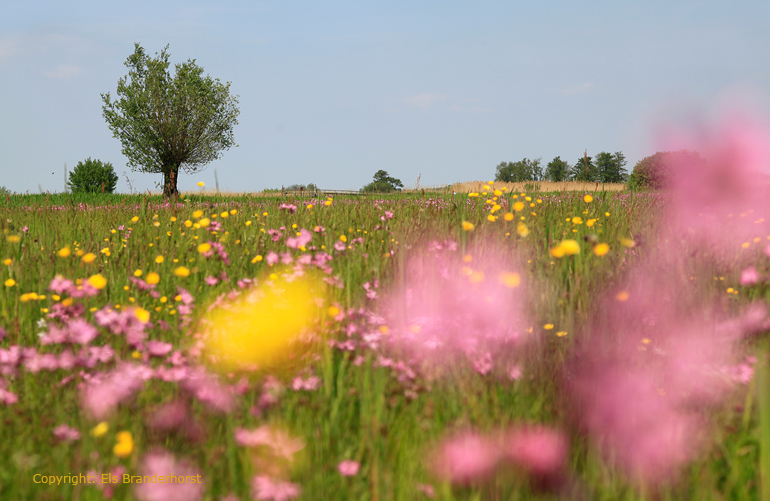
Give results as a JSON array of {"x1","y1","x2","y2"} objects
[{"x1": 2, "y1": 162, "x2": 770, "y2": 499}]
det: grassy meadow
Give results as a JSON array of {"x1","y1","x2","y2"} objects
[{"x1": 1, "y1": 185, "x2": 769, "y2": 501}]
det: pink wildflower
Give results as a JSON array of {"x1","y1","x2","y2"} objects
[
  {"x1": 431, "y1": 431, "x2": 501, "y2": 485},
  {"x1": 740, "y1": 266, "x2": 760, "y2": 286},
  {"x1": 53, "y1": 424, "x2": 81, "y2": 441},
  {"x1": 251, "y1": 475, "x2": 301, "y2": 501},
  {"x1": 286, "y1": 228, "x2": 312, "y2": 249},
  {"x1": 338, "y1": 460, "x2": 360, "y2": 476},
  {"x1": 134, "y1": 450, "x2": 204, "y2": 501}
]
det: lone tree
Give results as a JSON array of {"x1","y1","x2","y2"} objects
[
  {"x1": 102, "y1": 44, "x2": 240, "y2": 197},
  {"x1": 68, "y1": 158, "x2": 118, "y2": 194},
  {"x1": 362, "y1": 170, "x2": 403, "y2": 192}
]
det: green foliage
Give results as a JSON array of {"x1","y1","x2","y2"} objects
[
  {"x1": 361, "y1": 170, "x2": 403, "y2": 192},
  {"x1": 102, "y1": 44, "x2": 240, "y2": 198},
  {"x1": 495, "y1": 158, "x2": 543, "y2": 182},
  {"x1": 627, "y1": 150, "x2": 704, "y2": 190},
  {"x1": 545, "y1": 156, "x2": 570, "y2": 182},
  {"x1": 569, "y1": 154, "x2": 597, "y2": 181},
  {"x1": 285, "y1": 183, "x2": 318, "y2": 192},
  {"x1": 0, "y1": 186, "x2": 13, "y2": 196},
  {"x1": 67, "y1": 158, "x2": 118, "y2": 194},
  {"x1": 595, "y1": 151, "x2": 628, "y2": 183}
]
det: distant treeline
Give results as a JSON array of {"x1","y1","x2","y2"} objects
[{"x1": 495, "y1": 152, "x2": 628, "y2": 184}]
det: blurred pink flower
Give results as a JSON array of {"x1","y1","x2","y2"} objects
[
  {"x1": 431, "y1": 431, "x2": 501, "y2": 485},
  {"x1": 251, "y1": 475, "x2": 301, "y2": 501},
  {"x1": 235, "y1": 425, "x2": 304, "y2": 461},
  {"x1": 504, "y1": 426, "x2": 568, "y2": 479},
  {"x1": 0, "y1": 388, "x2": 18, "y2": 405},
  {"x1": 286, "y1": 228, "x2": 312, "y2": 249},
  {"x1": 181, "y1": 368, "x2": 234, "y2": 413},
  {"x1": 81, "y1": 363, "x2": 146, "y2": 419},
  {"x1": 338, "y1": 460, "x2": 360, "y2": 476},
  {"x1": 382, "y1": 245, "x2": 529, "y2": 370},
  {"x1": 740, "y1": 266, "x2": 760, "y2": 286},
  {"x1": 659, "y1": 112, "x2": 770, "y2": 254},
  {"x1": 134, "y1": 450, "x2": 203, "y2": 501},
  {"x1": 147, "y1": 341, "x2": 173, "y2": 357},
  {"x1": 53, "y1": 424, "x2": 81, "y2": 441}
]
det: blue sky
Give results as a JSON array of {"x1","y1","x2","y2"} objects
[{"x1": 2, "y1": 1, "x2": 770, "y2": 193}]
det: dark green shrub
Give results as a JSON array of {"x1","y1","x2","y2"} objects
[
  {"x1": 361, "y1": 170, "x2": 403, "y2": 193},
  {"x1": 0, "y1": 186, "x2": 13, "y2": 196},
  {"x1": 67, "y1": 158, "x2": 118, "y2": 194},
  {"x1": 627, "y1": 150, "x2": 704, "y2": 190}
]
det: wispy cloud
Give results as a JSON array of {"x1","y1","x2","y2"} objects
[
  {"x1": 44, "y1": 64, "x2": 81, "y2": 79},
  {"x1": 450, "y1": 104, "x2": 488, "y2": 114},
  {"x1": 0, "y1": 38, "x2": 19, "y2": 59},
  {"x1": 561, "y1": 83, "x2": 594, "y2": 95},
  {"x1": 397, "y1": 92, "x2": 450, "y2": 109}
]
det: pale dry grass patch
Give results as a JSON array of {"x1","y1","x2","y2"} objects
[{"x1": 448, "y1": 180, "x2": 627, "y2": 193}]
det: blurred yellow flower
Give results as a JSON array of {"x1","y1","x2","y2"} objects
[
  {"x1": 134, "y1": 307, "x2": 150, "y2": 323},
  {"x1": 498, "y1": 272, "x2": 521, "y2": 288},
  {"x1": 192, "y1": 210, "x2": 204, "y2": 219},
  {"x1": 461, "y1": 221, "x2": 475, "y2": 231},
  {"x1": 493, "y1": 189, "x2": 502, "y2": 196},
  {"x1": 87, "y1": 274, "x2": 107, "y2": 290},
  {"x1": 517, "y1": 222, "x2": 529, "y2": 237},
  {"x1": 556, "y1": 331, "x2": 568, "y2": 337},
  {"x1": 586, "y1": 219, "x2": 596, "y2": 227},
  {"x1": 513, "y1": 202, "x2": 525, "y2": 212},
  {"x1": 202, "y1": 275, "x2": 322, "y2": 371},
  {"x1": 134, "y1": 269, "x2": 143, "y2": 277},
  {"x1": 199, "y1": 218, "x2": 210, "y2": 228},
  {"x1": 91, "y1": 422, "x2": 109, "y2": 437},
  {"x1": 559, "y1": 239, "x2": 580, "y2": 255},
  {"x1": 146, "y1": 272, "x2": 160, "y2": 285},
  {"x1": 4, "y1": 279, "x2": 15, "y2": 287},
  {"x1": 616, "y1": 291, "x2": 630, "y2": 302},
  {"x1": 572, "y1": 217, "x2": 583, "y2": 224},
  {"x1": 306, "y1": 204, "x2": 313, "y2": 209},
  {"x1": 57, "y1": 247, "x2": 71, "y2": 258},
  {"x1": 584, "y1": 195, "x2": 593, "y2": 203},
  {"x1": 2, "y1": 259, "x2": 11, "y2": 266},
  {"x1": 197, "y1": 243, "x2": 212, "y2": 254},
  {"x1": 504, "y1": 212, "x2": 514, "y2": 221},
  {"x1": 593, "y1": 243, "x2": 610, "y2": 256},
  {"x1": 220, "y1": 211, "x2": 228, "y2": 218},
  {"x1": 327, "y1": 306, "x2": 340, "y2": 317},
  {"x1": 620, "y1": 238, "x2": 636, "y2": 248},
  {"x1": 82, "y1": 253, "x2": 96, "y2": 263},
  {"x1": 230, "y1": 209, "x2": 237, "y2": 215},
  {"x1": 131, "y1": 216, "x2": 139, "y2": 223},
  {"x1": 251, "y1": 255, "x2": 263, "y2": 263},
  {"x1": 113, "y1": 431, "x2": 133, "y2": 458},
  {"x1": 197, "y1": 182, "x2": 205, "y2": 187},
  {"x1": 550, "y1": 246, "x2": 565, "y2": 258},
  {"x1": 543, "y1": 324, "x2": 554, "y2": 330},
  {"x1": 487, "y1": 214, "x2": 497, "y2": 222},
  {"x1": 174, "y1": 267, "x2": 190, "y2": 277},
  {"x1": 339, "y1": 235, "x2": 347, "y2": 243},
  {"x1": 155, "y1": 255, "x2": 164, "y2": 264},
  {"x1": 7, "y1": 235, "x2": 20, "y2": 243},
  {"x1": 469, "y1": 271, "x2": 485, "y2": 284}
]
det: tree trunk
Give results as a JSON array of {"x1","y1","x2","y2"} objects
[{"x1": 162, "y1": 166, "x2": 179, "y2": 198}]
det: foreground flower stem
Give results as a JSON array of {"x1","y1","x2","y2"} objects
[{"x1": 759, "y1": 343, "x2": 770, "y2": 501}]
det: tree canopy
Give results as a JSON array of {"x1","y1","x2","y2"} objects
[
  {"x1": 495, "y1": 158, "x2": 543, "y2": 183},
  {"x1": 362, "y1": 170, "x2": 403, "y2": 192},
  {"x1": 67, "y1": 158, "x2": 118, "y2": 194},
  {"x1": 545, "y1": 156, "x2": 570, "y2": 182},
  {"x1": 102, "y1": 44, "x2": 240, "y2": 197}
]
